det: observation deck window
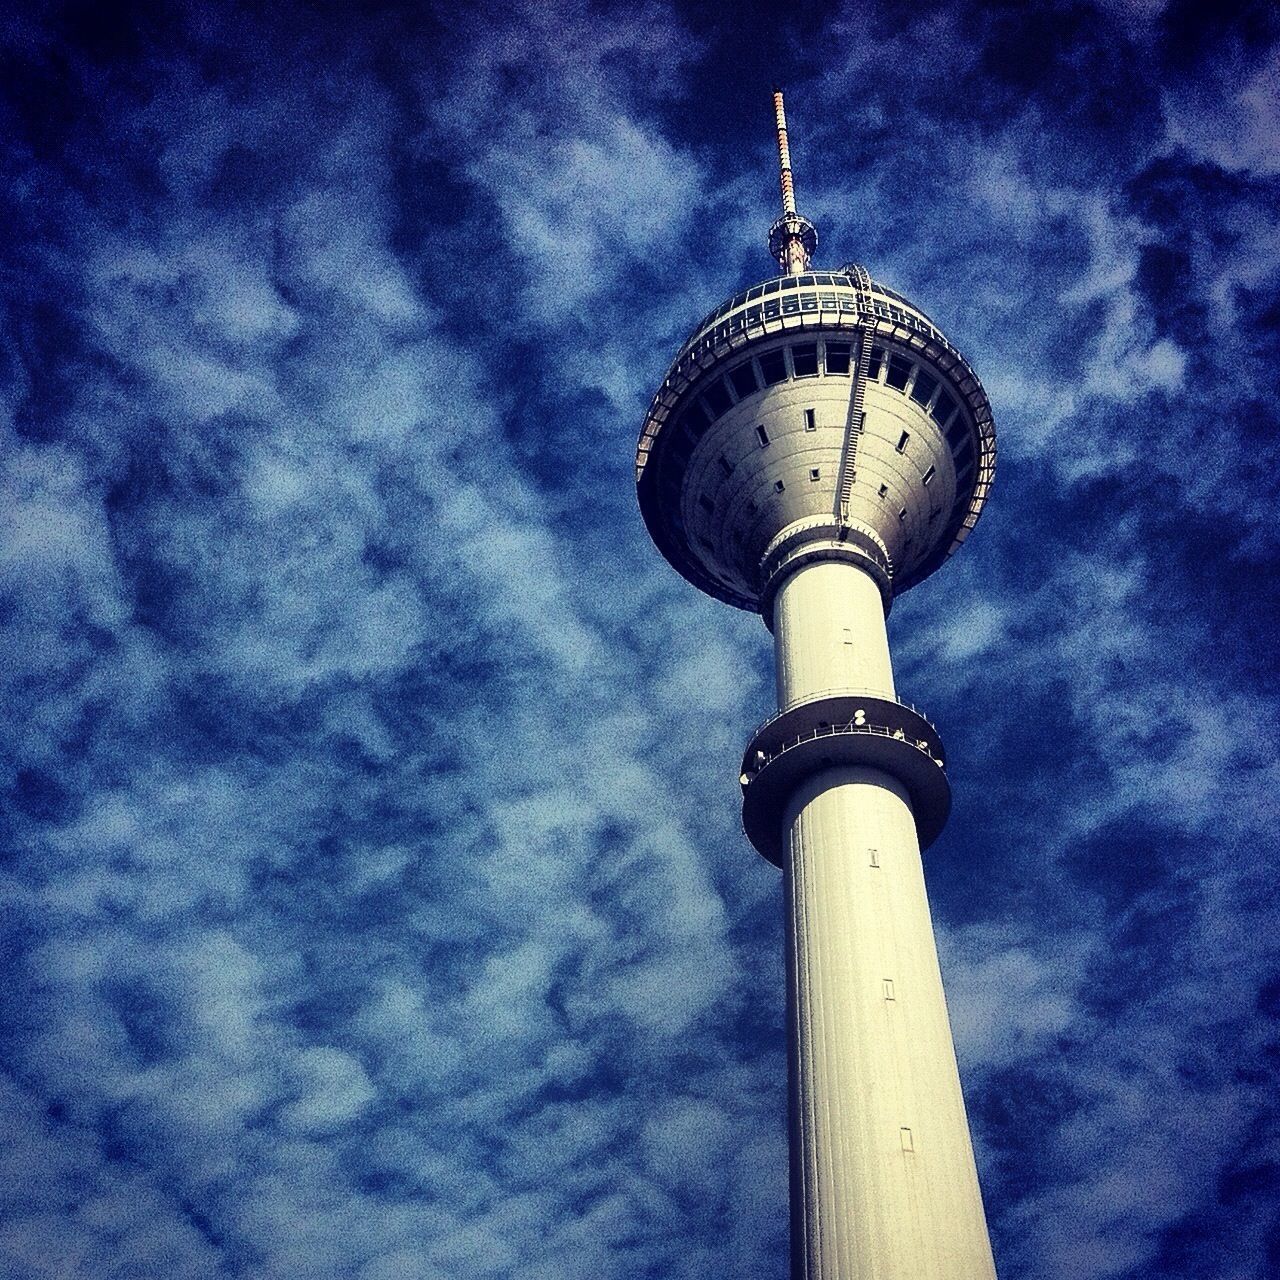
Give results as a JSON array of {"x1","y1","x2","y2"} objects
[
  {"x1": 703, "y1": 379, "x2": 733, "y2": 419},
  {"x1": 800, "y1": 294, "x2": 818, "y2": 312},
  {"x1": 792, "y1": 344, "x2": 819, "y2": 378},
  {"x1": 910, "y1": 371, "x2": 939, "y2": 407},
  {"x1": 867, "y1": 346, "x2": 885, "y2": 379},
  {"x1": 886, "y1": 354, "x2": 912, "y2": 391},
  {"x1": 781, "y1": 277, "x2": 800, "y2": 290},
  {"x1": 684, "y1": 402, "x2": 712, "y2": 441},
  {"x1": 729, "y1": 362, "x2": 760, "y2": 399},
  {"x1": 797, "y1": 275, "x2": 815, "y2": 287},
  {"x1": 825, "y1": 342, "x2": 852, "y2": 375},
  {"x1": 931, "y1": 392, "x2": 957, "y2": 426},
  {"x1": 764, "y1": 299, "x2": 782, "y2": 319},
  {"x1": 759, "y1": 350, "x2": 787, "y2": 386},
  {"x1": 746, "y1": 284, "x2": 764, "y2": 301},
  {"x1": 762, "y1": 279, "x2": 781, "y2": 295},
  {"x1": 781, "y1": 294, "x2": 802, "y2": 315}
]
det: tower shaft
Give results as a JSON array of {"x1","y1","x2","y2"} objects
[{"x1": 773, "y1": 560, "x2": 996, "y2": 1280}]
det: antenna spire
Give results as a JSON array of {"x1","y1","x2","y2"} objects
[{"x1": 768, "y1": 89, "x2": 817, "y2": 275}]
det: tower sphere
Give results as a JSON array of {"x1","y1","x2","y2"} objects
[{"x1": 635, "y1": 268, "x2": 996, "y2": 619}]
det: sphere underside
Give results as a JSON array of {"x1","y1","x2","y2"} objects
[{"x1": 636, "y1": 269, "x2": 995, "y2": 612}]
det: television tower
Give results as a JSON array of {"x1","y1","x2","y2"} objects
[{"x1": 635, "y1": 92, "x2": 999, "y2": 1279}]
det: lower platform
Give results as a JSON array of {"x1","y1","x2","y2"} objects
[{"x1": 740, "y1": 693, "x2": 951, "y2": 865}]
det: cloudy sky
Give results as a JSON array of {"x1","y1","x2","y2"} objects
[{"x1": 2, "y1": 1, "x2": 1278, "y2": 1277}]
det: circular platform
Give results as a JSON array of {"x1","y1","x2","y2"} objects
[{"x1": 740, "y1": 693, "x2": 951, "y2": 866}]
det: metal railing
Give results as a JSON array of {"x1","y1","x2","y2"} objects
[
  {"x1": 749, "y1": 686, "x2": 939, "y2": 740},
  {"x1": 742, "y1": 719, "x2": 946, "y2": 783}
]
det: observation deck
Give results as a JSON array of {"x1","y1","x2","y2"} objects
[{"x1": 635, "y1": 268, "x2": 996, "y2": 615}]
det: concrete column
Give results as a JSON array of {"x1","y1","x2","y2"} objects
[
  {"x1": 773, "y1": 559, "x2": 895, "y2": 706},
  {"x1": 783, "y1": 770, "x2": 996, "y2": 1280},
  {"x1": 773, "y1": 561, "x2": 996, "y2": 1280}
]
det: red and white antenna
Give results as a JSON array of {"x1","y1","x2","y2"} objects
[{"x1": 768, "y1": 89, "x2": 818, "y2": 275}]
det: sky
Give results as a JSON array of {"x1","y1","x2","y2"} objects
[{"x1": 1, "y1": 1, "x2": 1278, "y2": 1277}]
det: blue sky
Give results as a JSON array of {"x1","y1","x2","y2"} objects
[{"x1": 1, "y1": 1, "x2": 1278, "y2": 1277}]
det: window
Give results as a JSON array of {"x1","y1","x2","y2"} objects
[
  {"x1": 781, "y1": 294, "x2": 801, "y2": 315},
  {"x1": 931, "y1": 391, "x2": 957, "y2": 426},
  {"x1": 800, "y1": 294, "x2": 818, "y2": 312},
  {"x1": 825, "y1": 342, "x2": 852, "y2": 375},
  {"x1": 898, "y1": 507, "x2": 907, "y2": 521},
  {"x1": 803, "y1": 408, "x2": 816, "y2": 431},
  {"x1": 877, "y1": 483, "x2": 888, "y2": 498},
  {"x1": 869, "y1": 848, "x2": 880, "y2": 867},
  {"x1": 699, "y1": 494, "x2": 714, "y2": 514},
  {"x1": 883, "y1": 979, "x2": 896, "y2": 1001},
  {"x1": 954, "y1": 438, "x2": 974, "y2": 469},
  {"x1": 729, "y1": 362, "x2": 760, "y2": 399},
  {"x1": 886, "y1": 354, "x2": 912, "y2": 391},
  {"x1": 910, "y1": 370, "x2": 939, "y2": 407},
  {"x1": 896, "y1": 430, "x2": 910, "y2": 453},
  {"x1": 946, "y1": 418, "x2": 968, "y2": 448},
  {"x1": 758, "y1": 350, "x2": 787, "y2": 386},
  {"x1": 922, "y1": 465, "x2": 935, "y2": 485},
  {"x1": 809, "y1": 468, "x2": 821, "y2": 481},
  {"x1": 763, "y1": 298, "x2": 781, "y2": 319},
  {"x1": 755, "y1": 424, "x2": 770, "y2": 447},
  {"x1": 900, "y1": 1128, "x2": 914, "y2": 1153},
  {"x1": 703, "y1": 379, "x2": 732, "y2": 419},
  {"x1": 792, "y1": 343, "x2": 819, "y2": 377},
  {"x1": 762, "y1": 279, "x2": 781, "y2": 295},
  {"x1": 866, "y1": 346, "x2": 885, "y2": 379},
  {"x1": 774, "y1": 479, "x2": 786, "y2": 493},
  {"x1": 684, "y1": 402, "x2": 712, "y2": 440},
  {"x1": 718, "y1": 455, "x2": 733, "y2": 475},
  {"x1": 843, "y1": 628, "x2": 853, "y2": 645},
  {"x1": 797, "y1": 275, "x2": 815, "y2": 287}
]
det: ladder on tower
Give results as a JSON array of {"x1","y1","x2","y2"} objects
[{"x1": 833, "y1": 263, "x2": 874, "y2": 528}]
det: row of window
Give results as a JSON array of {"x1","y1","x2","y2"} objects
[
  {"x1": 692, "y1": 272, "x2": 936, "y2": 336},
  {"x1": 680, "y1": 340, "x2": 852, "y2": 439},
  {"x1": 671, "y1": 276, "x2": 959, "y2": 381},
  {"x1": 676, "y1": 341, "x2": 974, "y2": 477}
]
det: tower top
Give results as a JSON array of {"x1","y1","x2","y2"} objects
[{"x1": 768, "y1": 89, "x2": 817, "y2": 275}]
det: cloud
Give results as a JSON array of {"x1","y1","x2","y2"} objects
[{"x1": 0, "y1": 3, "x2": 1277, "y2": 1279}]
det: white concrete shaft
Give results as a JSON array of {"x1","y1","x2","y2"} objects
[
  {"x1": 783, "y1": 770, "x2": 996, "y2": 1279},
  {"x1": 773, "y1": 560, "x2": 996, "y2": 1280},
  {"x1": 773, "y1": 559, "x2": 895, "y2": 706}
]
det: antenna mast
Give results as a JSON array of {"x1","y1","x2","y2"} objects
[{"x1": 768, "y1": 89, "x2": 818, "y2": 275}]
